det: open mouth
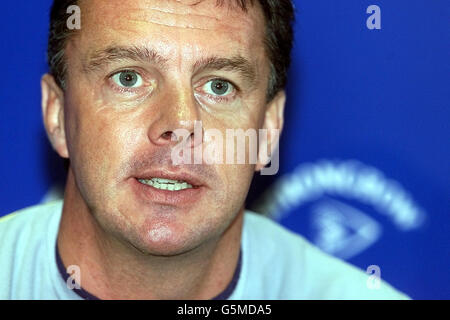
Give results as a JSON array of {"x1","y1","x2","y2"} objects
[
  {"x1": 137, "y1": 178, "x2": 194, "y2": 191},
  {"x1": 132, "y1": 173, "x2": 205, "y2": 205}
]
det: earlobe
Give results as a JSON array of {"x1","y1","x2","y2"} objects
[
  {"x1": 41, "y1": 74, "x2": 69, "y2": 159},
  {"x1": 255, "y1": 90, "x2": 286, "y2": 172}
]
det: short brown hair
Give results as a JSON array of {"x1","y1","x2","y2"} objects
[{"x1": 47, "y1": 0, "x2": 294, "y2": 101}]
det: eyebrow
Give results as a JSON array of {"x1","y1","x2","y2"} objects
[
  {"x1": 192, "y1": 55, "x2": 257, "y2": 87},
  {"x1": 82, "y1": 45, "x2": 169, "y2": 72},
  {"x1": 82, "y1": 46, "x2": 257, "y2": 86}
]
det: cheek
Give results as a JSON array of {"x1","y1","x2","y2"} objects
[
  {"x1": 216, "y1": 163, "x2": 254, "y2": 207},
  {"x1": 64, "y1": 94, "x2": 143, "y2": 184},
  {"x1": 201, "y1": 102, "x2": 265, "y2": 196}
]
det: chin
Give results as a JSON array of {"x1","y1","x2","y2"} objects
[
  {"x1": 128, "y1": 220, "x2": 203, "y2": 257},
  {"x1": 132, "y1": 238, "x2": 201, "y2": 257}
]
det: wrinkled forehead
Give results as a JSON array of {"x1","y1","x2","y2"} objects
[{"x1": 73, "y1": 0, "x2": 267, "y2": 64}]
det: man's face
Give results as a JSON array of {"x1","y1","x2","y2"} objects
[{"x1": 58, "y1": 0, "x2": 276, "y2": 255}]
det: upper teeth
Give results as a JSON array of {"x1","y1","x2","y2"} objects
[{"x1": 138, "y1": 178, "x2": 193, "y2": 191}]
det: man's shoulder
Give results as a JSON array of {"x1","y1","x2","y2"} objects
[
  {"x1": 0, "y1": 200, "x2": 63, "y2": 235},
  {"x1": 242, "y1": 210, "x2": 321, "y2": 261},
  {"x1": 243, "y1": 211, "x2": 308, "y2": 245},
  {"x1": 241, "y1": 211, "x2": 410, "y2": 299},
  {"x1": 0, "y1": 200, "x2": 63, "y2": 262},
  {"x1": 0, "y1": 201, "x2": 64, "y2": 299}
]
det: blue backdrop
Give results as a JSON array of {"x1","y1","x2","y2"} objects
[{"x1": 0, "y1": 0, "x2": 448, "y2": 299}]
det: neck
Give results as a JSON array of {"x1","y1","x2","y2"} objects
[{"x1": 57, "y1": 169, "x2": 243, "y2": 299}]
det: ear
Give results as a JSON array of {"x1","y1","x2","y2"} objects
[
  {"x1": 255, "y1": 90, "x2": 286, "y2": 172},
  {"x1": 41, "y1": 74, "x2": 69, "y2": 158}
]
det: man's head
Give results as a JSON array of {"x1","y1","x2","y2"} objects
[{"x1": 41, "y1": 0, "x2": 294, "y2": 256}]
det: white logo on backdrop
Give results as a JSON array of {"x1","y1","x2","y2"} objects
[
  {"x1": 254, "y1": 159, "x2": 426, "y2": 258},
  {"x1": 311, "y1": 198, "x2": 382, "y2": 259}
]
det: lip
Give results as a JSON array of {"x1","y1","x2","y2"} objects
[
  {"x1": 129, "y1": 170, "x2": 207, "y2": 206},
  {"x1": 134, "y1": 169, "x2": 206, "y2": 187}
]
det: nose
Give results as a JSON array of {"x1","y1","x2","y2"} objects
[{"x1": 147, "y1": 87, "x2": 202, "y2": 148}]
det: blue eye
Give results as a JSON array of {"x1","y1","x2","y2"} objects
[
  {"x1": 111, "y1": 71, "x2": 143, "y2": 88},
  {"x1": 203, "y1": 79, "x2": 233, "y2": 96}
]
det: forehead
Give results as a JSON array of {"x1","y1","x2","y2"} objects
[{"x1": 75, "y1": 0, "x2": 267, "y2": 64}]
